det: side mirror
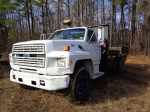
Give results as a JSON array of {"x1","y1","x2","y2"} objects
[{"x1": 98, "y1": 39, "x2": 107, "y2": 48}]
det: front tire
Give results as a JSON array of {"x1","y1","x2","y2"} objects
[{"x1": 71, "y1": 67, "x2": 90, "y2": 102}]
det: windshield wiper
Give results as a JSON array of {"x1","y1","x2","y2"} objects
[{"x1": 63, "y1": 37, "x2": 68, "y2": 39}]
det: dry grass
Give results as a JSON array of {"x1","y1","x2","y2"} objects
[{"x1": 0, "y1": 55, "x2": 150, "y2": 112}]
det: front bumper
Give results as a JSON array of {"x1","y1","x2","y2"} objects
[{"x1": 10, "y1": 69, "x2": 70, "y2": 91}]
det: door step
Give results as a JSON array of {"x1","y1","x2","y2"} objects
[{"x1": 94, "y1": 72, "x2": 105, "y2": 79}]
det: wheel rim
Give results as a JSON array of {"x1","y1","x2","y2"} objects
[{"x1": 76, "y1": 70, "x2": 89, "y2": 99}]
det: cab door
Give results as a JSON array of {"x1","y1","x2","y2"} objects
[{"x1": 86, "y1": 29, "x2": 101, "y2": 65}]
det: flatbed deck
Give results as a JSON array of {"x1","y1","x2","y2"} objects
[{"x1": 108, "y1": 46, "x2": 128, "y2": 59}]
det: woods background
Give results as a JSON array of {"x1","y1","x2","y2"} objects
[{"x1": 0, "y1": 0, "x2": 150, "y2": 55}]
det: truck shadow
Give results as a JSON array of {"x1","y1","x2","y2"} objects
[
  {"x1": 57, "y1": 63, "x2": 150, "y2": 104},
  {"x1": 87, "y1": 63, "x2": 150, "y2": 104}
]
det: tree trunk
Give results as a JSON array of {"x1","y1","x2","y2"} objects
[
  {"x1": 110, "y1": 1, "x2": 114, "y2": 47},
  {"x1": 42, "y1": 4, "x2": 45, "y2": 33},
  {"x1": 101, "y1": 0, "x2": 105, "y2": 24},
  {"x1": 30, "y1": 1, "x2": 34, "y2": 37},
  {"x1": 26, "y1": 0, "x2": 31, "y2": 39},
  {"x1": 120, "y1": 3, "x2": 124, "y2": 46},
  {"x1": 131, "y1": 0, "x2": 136, "y2": 47},
  {"x1": 114, "y1": 5, "x2": 116, "y2": 37},
  {"x1": 67, "y1": 0, "x2": 70, "y2": 18},
  {"x1": 77, "y1": 0, "x2": 80, "y2": 26},
  {"x1": 45, "y1": 0, "x2": 48, "y2": 34}
]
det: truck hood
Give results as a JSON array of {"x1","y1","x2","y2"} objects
[{"x1": 14, "y1": 40, "x2": 87, "y2": 53}]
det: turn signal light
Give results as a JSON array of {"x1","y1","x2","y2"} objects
[{"x1": 63, "y1": 46, "x2": 70, "y2": 51}]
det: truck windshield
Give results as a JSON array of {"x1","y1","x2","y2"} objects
[{"x1": 48, "y1": 29, "x2": 85, "y2": 40}]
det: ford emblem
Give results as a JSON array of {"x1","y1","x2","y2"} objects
[{"x1": 23, "y1": 54, "x2": 29, "y2": 58}]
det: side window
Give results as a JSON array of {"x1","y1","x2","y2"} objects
[{"x1": 87, "y1": 30, "x2": 97, "y2": 42}]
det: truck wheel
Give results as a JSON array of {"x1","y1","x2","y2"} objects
[
  {"x1": 108, "y1": 59, "x2": 116, "y2": 73},
  {"x1": 116, "y1": 57, "x2": 126, "y2": 74},
  {"x1": 71, "y1": 67, "x2": 90, "y2": 102}
]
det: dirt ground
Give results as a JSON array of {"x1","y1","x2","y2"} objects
[{"x1": 0, "y1": 55, "x2": 150, "y2": 112}]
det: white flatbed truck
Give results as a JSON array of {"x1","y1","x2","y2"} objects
[{"x1": 9, "y1": 22, "x2": 128, "y2": 101}]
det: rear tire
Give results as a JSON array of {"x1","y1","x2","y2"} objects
[
  {"x1": 116, "y1": 57, "x2": 126, "y2": 74},
  {"x1": 71, "y1": 67, "x2": 90, "y2": 102},
  {"x1": 108, "y1": 59, "x2": 116, "y2": 73}
]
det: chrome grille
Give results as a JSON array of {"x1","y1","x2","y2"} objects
[
  {"x1": 13, "y1": 57, "x2": 45, "y2": 67},
  {"x1": 13, "y1": 44, "x2": 45, "y2": 54},
  {"x1": 12, "y1": 44, "x2": 45, "y2": 68}
]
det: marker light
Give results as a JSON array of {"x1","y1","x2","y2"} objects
[
  {"x1": 63, "y1": 46, "x2": 70, "y2": 51},
  {"x1": 70, "y1": 60, "x2": 73, "y2": 64}
]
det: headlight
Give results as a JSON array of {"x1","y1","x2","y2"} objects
[{"x1": 57, "y1": 58, "x2": 66, "y2": 67}]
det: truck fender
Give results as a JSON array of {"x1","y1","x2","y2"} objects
[{"x1": 72, "y1": 59, "x2": 94, "y2": 79}]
